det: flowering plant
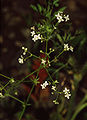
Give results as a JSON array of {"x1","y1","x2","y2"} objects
[{"x1": 0, "y1": 0, "x2": 87, "y2": 120}]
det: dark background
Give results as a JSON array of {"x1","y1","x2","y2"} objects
[{"x1": 0, "y1": 0, "x2": 87, "y2": 120}]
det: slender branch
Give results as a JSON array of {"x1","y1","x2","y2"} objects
[
  {"x1": 71, "y1": 103, "x2": 87, "y2": 120},
  {"x1": 0, "y1": 73, "x2": 11, "y2": 80},
  {"x1": 6, "y1": 94, "x2": 24, "y2": 104}
]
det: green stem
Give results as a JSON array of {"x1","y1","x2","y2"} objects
[
  {"x1": 27, "y1": 51, "x2": 41, "y2": 60},
  {"x1": 50, "y1": 50, "x2": 64, "y2": 64},
  {"x1": 0, "y1": 73, "x2": 11, "y2": 80},
  {"x1": 19, "y1": 64, "x2": 42, "y2": 120},
  {"x1": 45, "y1": 67, "x2": 54, "y2": 82},
  {"x1": 66, "y1": 80, "x2": 79, "y2": 120},
  {"x1": 16, "y1": 68, "x2": 41, "y2": 85},
  {"x1": 19, "y1": 82, "x2": 35, "y2": 120},
  {"x1": 76, "y1": 94, "x2": 87, "y2": 110},
  {"x1": 46, "y1": 39, "x2": 48, "y2": 54},
  {"x1": 71, "y1": 103, "x2": 87, "y2": 120},
  {"x1": 6, "y1": 94, "x2": 24, "y2": 104},
  {"x1": 1, "y1": 81, "x2": 10, "y2": 90},
  {"x1": 52, "y1": 63, "x2": 68, "y2": 77}
]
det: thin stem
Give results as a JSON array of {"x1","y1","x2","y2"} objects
[
  {"x1": 6, "y1": 94, "x2": 24, "y2": 104},
  {"x1": 19, "y1": 106, "x2": 26, "y2": 120},
  {"x1": 19, "y1": 84, "x2": 35, "y2": 120},
  {"x1": 50, "y1": 50, "x2": 64, "y2": 64},
  {"x1": 16, "y1": 68, "x2": 40, "y2": 85},
  {"x1": 71, "y1": 103, "x2": 87, "y2": 120},
  {"x1": 45, "y1": 67, "x2": 54, "y2": 82},
  {"x1": 52, "y1": 63, "x2": 68, "y2": 77},
  {"x1": 19, "y1": 63, "x2": 42, "y2": 120},
  {"x1": 0, "y1": 73, "x2": 11, "y2": 80},
  {"x1": 1, "y1": 81, "x2": 10, "y2": 90},
  {"x1": 46, "y1": 39, "x2": 48, "y2": 54},
  {"x1": 27, "y1": 51, "x2": 41, "y2": 60},
  {"x1": 76, "y1": 94, "x2": 87, "y2": 110}
]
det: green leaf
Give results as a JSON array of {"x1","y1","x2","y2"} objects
[
  {"x1": 30, "y1": 4, "x2": 38, "y2": 12},
  {"x1": 58, "y1": 6, "x2": 66, "y2": 12},
  {"x1": 37, "y1": 4, "x2": 42, "y2": 13},
  {"x1": 57, "y1": 34, "x2": 64, "y2": 45},
  {"x1": 55, "y1": 3, "x2": 59, "y2": 7},
  {"x1": 53, "y1": 0, "x2": 59, "y2": 5}
]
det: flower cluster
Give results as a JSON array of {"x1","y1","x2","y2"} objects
[
  {"x1": 55, "y1": 11, "x2": 69, "y2": 23},
  {"x1": 18, "y1": 55, "x2": 24, "y2": 64},
  {"x1": 22, "y1": 47, "x2": 28, "y2": 55},
  {"x1": 41, "y1": 81, "x2": 49, "y2": 89},
  {"x1": 18, "y1": 46, "x2": 28, "y2": 64},
  {"x1": 63, "y1": 87, "x2": 71, "y2": 99},
  {"x1": 64, "y1": 44, "x2": 73, "y2": 52},
  {"x1": 31, "y1": 26, "x2": 41, "y2": 42}
]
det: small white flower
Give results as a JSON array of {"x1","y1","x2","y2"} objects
[
  {"x1": 65, "y1": 93, "x2": 71, "y2": 99},
  {"x1": 41, "y1": 59, "x2": 46, "y2": 65},
  {"x1": 63, "y1": 87, "x2": 71, "y2": 99},
  {"x1": 18, "y1": 55, "x2": 24, "y2": 64},
  {"x1": 70, "y1": 46, "x2": 74, "y2": 52},
  {"x1": 53, "y1": 99, "x2": 59, "y2": 104},
  {"x1": 52, "y1": 86, "x2": 56, "y2": 91},
  {"x1": 55, "y1": 12, "x2": 64, "y2": 23},
  {"x1": 0, "y1": 93, "x2": 5, "y2": 98},
  {"x1": 15, "y1": 91, "x2": 18, "y2": 95},
  {"x1": 10, "y1": 78, "x2": 15, "y2": 83},
  {"x1": 22, "y1": 47, "x2": 28, "y2": 55},
  {"x1": 63, "y1": 87, "x2": 69, "y2": 94},
  {"x1": 58, "y1": 17, "x2": 64, "y2": 23},
  {"x1": 22, "y1": 46, "x2": 24, "y2": 50},
  {"x1": 31, "y1": 26, "x2": 35, "y2": 30},
  {"x1": 41, "y1": 81, "x2": 49, "y2": 89},
  {"x1": 32, "y1": 34, "x2": 41, "y2": 42},
  {"x1": 64, "y1": 44, "x2": 69, "y2": 51},
  {"x1": 64, "y1": 15, "x2": 70, "y2": 22},
  {"x1": 31, "y1": 31, "x2": 35, "y2": 36},
  {"x1": 37, "y1": 34, "x2": 41, "y2": 39}
]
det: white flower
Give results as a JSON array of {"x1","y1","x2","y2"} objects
[
  {"x1": 41, "y1": 81, "x2": 49, "y2": 89},
  {"x1": 41, "y1": 59, "x2": 46, "y2": 65},
  {"x1": 65, "y1": 93, "x2": 71, "y2": 99},
  {"x1": 55, "y1": 12, "x2": 64, "y2": 23},
  {"x1": 63, "y1": 87, "x2": 71, "y2": 99},
  {"x1": 48, "y1": 60, "x2": 51, "y2": 66},
  {"x1": 70, "y1": 46, "x2": 74, "y2": 52},
  {"x1": 31, "y1": 26, "x2": 35, "y2": 30},
  {"x1": 53, "y1": 99, "x2": 59, "y2": 104},
  {"x1": 15, "y1": 91, "x2": 18, "y2": 95},
  {"x1": 22, "y1": 47, "x2": 28, "y2": 55},
  {"x1": 37, "y1": 34, "x2": 41, "y2": 39},
  {"x1": 10, "y1": 78, "x2": 15, "y2": 83},
  {"x1": 18, "y1": 55, "x2": 24, "y2": 64},
  {"x1": 64, "y1": 44, "x2": 69, "y2": 51},
  {"x1": 22, "y1": 46, "x2": 24, "y2": 49},
  {"x1": 58, "y1": 17, "x2": 64, "y2": 23},
  {"x1": 32, "y1": 34, "x2": 41, "y2": 42},
  {"x1": 52, "y1": 86, "x2": 56, "y2": 91},
  {"x1": 31, "y1": 31, "x2": 35, "y2": 36},
  {"x1": 0, "y1": 93, "x2": 5, "y2": 98},
  {"x1": 64, "y1": 15, "x2": 70, "y2": 21},
  {"x1": 63, "y1": 87, "x2": 69, "y2": 94}
]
